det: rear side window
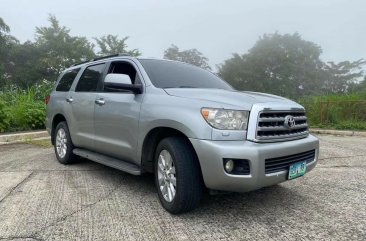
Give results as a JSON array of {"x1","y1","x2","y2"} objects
[
  {"x1": 76, "y1": 64, "x2": 106, "y2": 92},
  {"x1": 56, "y1": 68, "x2": 80, "y2": 92}
]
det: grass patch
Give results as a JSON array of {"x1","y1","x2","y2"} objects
[
  {"x1": 299, "y1": 91, "x2": 366, "y2": 131},
  {"x1": 332, "y1": 120, "x2": 366, "y2": 130},
  {"x1": 24, "y1": 138, "x2": 53, "y2": 148}
]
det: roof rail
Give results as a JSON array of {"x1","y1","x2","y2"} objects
[
  {"x1": 70, "y1": 59, "x2": 91, "y2": 67},
  {"x1": 92, "y1": 53, "x2": 120, "y2": 61},
  {"x1": 70, "y1": 53, "x2": 131, "y2": 67},
  {"x1": 92, "y1": 53, "x2": 131, "y2": 61}
]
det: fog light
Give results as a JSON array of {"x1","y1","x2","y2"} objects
[{"x1": 225, "y1": 159, "x2": 234, "y2": 173}]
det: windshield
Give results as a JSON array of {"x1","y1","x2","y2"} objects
[{"x1": 139, "y1": 59, "x2": 233, "y2": 90}]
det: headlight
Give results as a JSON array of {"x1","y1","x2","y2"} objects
[{"x1": 201, "y1": 108, "x2": 249, "y2": 130}]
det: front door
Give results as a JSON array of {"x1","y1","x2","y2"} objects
[{"x1": 93, "y1": 61, "x2": 144, "y2": 164}]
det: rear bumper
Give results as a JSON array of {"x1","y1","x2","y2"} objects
[
  {"x1": 189, "y1": 134, "x2": 319, "y2": 192},
  {"x1": 45, "y1": 116, "x2": 51, "y2": 135}
]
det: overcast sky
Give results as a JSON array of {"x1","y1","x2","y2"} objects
[{"x1": 1, "y1": 0, "x2": 365, "y2": 68}]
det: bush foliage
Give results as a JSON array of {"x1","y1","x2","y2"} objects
[
  {"x1": 0, "y1": 99, "x2": 10, "y2": 132},
  {"x1": 0, "y1": 84, "x2": 50, "y2": 133},
  {"x1": 300, "y1": 91, "x2": 366, "y2": 130}
]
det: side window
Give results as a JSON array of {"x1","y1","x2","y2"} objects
[
  {"x1": 56, "y1": 68, "x2": 80, "y2": 92},
  {"x1": 76, "y1": 63, "x2": 106, "y2": 92},
  {"x1": 107, "y1": 62, "x2": 140, "y2": 85}
]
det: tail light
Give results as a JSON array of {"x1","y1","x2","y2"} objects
[{"x1": 45, "y1": 95, "x2": 51, "y2": 105}]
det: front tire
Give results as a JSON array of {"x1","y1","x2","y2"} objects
[
  {"x1": 154, "y1": 137, "x2": 203, "y2": 214},
  {"x1": 54, "y1": 121, "x2": 77, "y2": 164}
]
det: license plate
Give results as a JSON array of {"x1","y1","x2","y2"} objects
[{"x1": 288, "y1": 161, "x2": 307, "y2": 180}]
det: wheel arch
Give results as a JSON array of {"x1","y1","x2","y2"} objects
[
  {"x1": 140, "y1": 127, "x2": 202, "y2": 175},
  {"x1": 51, "y1": 114, "x2": 67, "y2": 145}
]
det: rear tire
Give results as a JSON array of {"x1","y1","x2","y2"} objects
[
  {"x1": 54, "y1": 121, "x2": 77, "y2": 164},
  {"x1": 154, "y1": 137, "x2": 203, "y2": 214}
]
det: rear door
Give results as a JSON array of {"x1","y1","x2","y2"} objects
[
  {"x1": 48, "y1": 68, "x2": 81, "y2": 135},
  {"x1": 67, "y1": 63, "x2": 107, "y2": 149},
  {"x1": 93, "y1": 60, "x2": 144, "y2": 164}
]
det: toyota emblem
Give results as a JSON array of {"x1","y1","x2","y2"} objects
[{"x1": 284, "y1": 115, "x2": 296, "y2": 129}]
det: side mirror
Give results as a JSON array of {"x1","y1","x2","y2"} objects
[
  {"x1": 105, "y1": 73, "x2": 132, "y2": 85},
  {"x1": 104, "y1": 74, "x2": 143, "y2": 94}
]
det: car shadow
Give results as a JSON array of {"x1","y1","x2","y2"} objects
[{"x1": 72, "y1": 158, "x2": 308, "y2": 219}]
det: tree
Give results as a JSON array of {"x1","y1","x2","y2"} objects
[
  {"x1": 322, "y1": 59, "x2": 365, "y2": 94},
  {"x1": 6, "y1": 41, "x2": 45, "y2": 89},
  {"x1": 0, "y1": 17, "x2": 18, "y2": 88},
  {"x1": 94, "y1": 35, "x2": 140, "y2": 56},
  {"x1": 218, "y1": 33, "x2": 366, "y2": 98},
  {"x1": 218, "y1": 33, "x2": 325, "y2": 98},
  {"x1": 164, "y1": 44, "x2": 211, "y2": 70},
  {"x1": 35, "y1": 15, "x2": 95, "y2": 82},
  {"x1": 352, "y1": 76, "x2": 366, "y2": 93},
  {"x1": 0, "y1": 17, "x2": 10, "y2": 33}
]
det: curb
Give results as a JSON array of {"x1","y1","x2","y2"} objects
[
  {"x1": 310, "y1": 128, "x2": 366, "y2": 137},
  {"x1": 0, "y1": 128, "x2": 365, "y2": 145},
  {"x1": 0, "y1": 131, "x2": 49, "y2": 144}
]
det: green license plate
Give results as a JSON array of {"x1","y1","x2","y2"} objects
[{"x1": 288, "y1": 161, "x2": 307, "y2": 180}]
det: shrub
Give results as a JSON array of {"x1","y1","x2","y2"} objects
[
  {"x1": 333, "y1": 120, "x2": 366, "y2": 130},
  {"x1": 33, "y1": 80, "x2": 54, "y2": 101},
  {"x1": 9, "y1": 100, "x2": 46, "y2": 131},
  {"x1": 299, "y1": 93, "x2": 366, "y2": 130},
  {"x1": 1, "y1": 86, "x2": 47, "y2": 132},
  {"x1": 0, "y1": 99, "x2": 10, "y2": 132}
]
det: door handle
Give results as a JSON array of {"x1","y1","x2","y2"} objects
[
  {"x1": 95, "y1": 99, "x2": 105, "y2": 106},
  {"x1": 66, "y1": 97, "x2": 73, "y2": 103}
]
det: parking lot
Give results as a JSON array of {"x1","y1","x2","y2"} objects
[{"x1": 0, "y1": 134, "x2": 365, "y2": 241}]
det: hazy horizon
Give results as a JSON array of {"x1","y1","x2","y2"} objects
[{"x1": 1, "y1": 0, "x2": 365, "y2": 68}]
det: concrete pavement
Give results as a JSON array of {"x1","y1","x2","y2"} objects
[{"x1": 0, "y1": 135, "x2": 365, "y2": 240}]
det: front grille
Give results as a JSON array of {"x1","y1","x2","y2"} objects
[
  {"x1": 265, "y1": 149, "x2": 316, "y2": 174},
  {"x1": 256, "y1": 111, "x2": 309, "y2": 142}
]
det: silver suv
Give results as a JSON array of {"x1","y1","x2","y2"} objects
[{"x1": 46, "y1": 54, "x2": 319, "y2": 214}]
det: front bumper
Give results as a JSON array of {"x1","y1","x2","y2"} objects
[{"x1": 189, "y1": 134, "x2": 319, "y2": 192}]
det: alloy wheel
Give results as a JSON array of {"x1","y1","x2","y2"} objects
[
  {"x1": 56, "y1": 128, "x2": 67, "y2": 159},
  {"x1": 157, "y1": 149, "x2": 177, "y2": 202}
]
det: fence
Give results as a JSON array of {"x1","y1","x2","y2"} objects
[{"x1": 299, "y1": 99, "x2": 366, "y2": 130}]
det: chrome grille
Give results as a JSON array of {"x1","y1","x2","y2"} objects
[{"x1": 256, "y1": 111, "x2": 309, "y2": 142}]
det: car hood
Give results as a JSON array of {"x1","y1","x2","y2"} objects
[{"x1": 164, "y1": 88, "x2": 298, "y2": 109}]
